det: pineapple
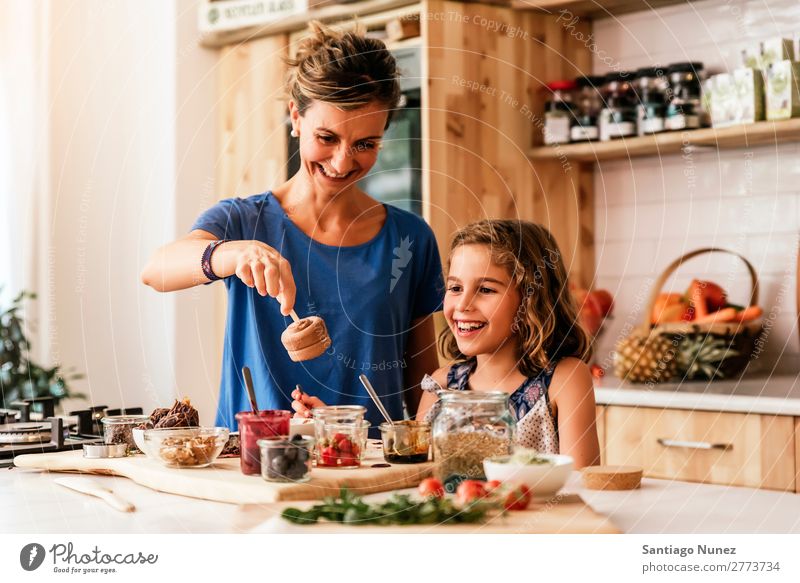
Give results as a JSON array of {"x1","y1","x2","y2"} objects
[
  {"x1": 613, "y1": 330, "x2": 678, "y2": 383},
  {"x1": 675, "y1": 334, "x2": 740, "y2": 380}
]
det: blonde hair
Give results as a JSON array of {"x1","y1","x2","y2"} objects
[
  {"x1": 285, "y1": 21, "x2": 401, "y2": 128},
  {"x1": 439, "y1": 220, "x2": 591, "y2": 376}
]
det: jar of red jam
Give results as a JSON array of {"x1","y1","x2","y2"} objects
[{"x1": 235, "y1": 410, "x2": 291, "y2": 475}]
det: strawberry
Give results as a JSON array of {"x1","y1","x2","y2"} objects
[
  {"x1": 418, "y1": 478, "x2": 445, "y2": 499},
  {"x1": 455, "y1": 480, "x2": 487, "y2": 505},
  {"x1": 320, "y1": 446, "x2": 337, "y2": 467},
  {"x1": 337, "y1": 437, "x2": 353, "y2": 454},
  {"x1": 502, "y1": 484, "x2": 532, "y2": 511}
]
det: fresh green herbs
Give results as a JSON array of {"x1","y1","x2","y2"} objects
[{"x1": 281, "y1": 488, "x2": 497, "y2": 526}]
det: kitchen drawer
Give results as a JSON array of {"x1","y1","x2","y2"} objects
[{"x1": 604, "y1": 406, "x2": 796, "y2": 491}]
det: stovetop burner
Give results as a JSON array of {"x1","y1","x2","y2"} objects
[
  {"x1": 0, "y1": 396, "x2": 144, "y2": 467},
  {"x1": 0, "y1": 422, "x2": 52, "y2": 444}
]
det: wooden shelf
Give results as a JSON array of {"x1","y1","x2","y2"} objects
[
  {"x1": 511, "y1": 0, "x2": 695, "y2": 18},
  {"x1": 528, "y1": 119, "x2": 800, "y2": 163}
]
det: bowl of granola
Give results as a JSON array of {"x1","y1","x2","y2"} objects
[{"x1": 142, "y1": 427, "x2": 230, "y2": 468}]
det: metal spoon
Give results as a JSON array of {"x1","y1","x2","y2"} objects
[
  {"x1": 242, "y1": 366, "x2": 259, "y2": 413},
  {"x1": 358, "y1": 374, "x2": 394, "y2": 426}
]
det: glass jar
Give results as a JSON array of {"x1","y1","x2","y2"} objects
[
  {"x1": 312, "y1": 406, "x2": 368, "y2": 469},
  {"x1": 235, "y1": 410, "x2": 291, "y2": 475},
  {"x1": 379, "y1": 420, "x2": 431, "y2": 464},
  {"x1": 431, "y1": 392, "x2": 515, "y2": 483},
  {"x1": 259, "y1": 436, "x2": 314, "y2": 483},
  {"x1": 633, "y1": 67, "x2": 668, "y2": 136},
  {"x1": 571, "y1": 76, "x2": 604, "y2": 142},
  {"x1": 599, "y1": 71, "x2": 637, "y2": 141},
  {"x1": 101, "y1": 415, "x2": 151, "y2": 454},
  {"x1": 543, "y1": 80, "x2": 576, "y2": 145},
  {"x1": 665, "y1": 62, "x2": 704, "y2": 131}
]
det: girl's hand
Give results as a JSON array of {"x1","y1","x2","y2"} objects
[
  {"x1": 226, "y1": 241, "x2": 297, "y2": 316},
  {"x1": 291, "y1": 387, "x2": 326, "y2": 418}
]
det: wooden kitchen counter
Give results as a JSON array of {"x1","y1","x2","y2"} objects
[{"x1": 2, "y1": 465, "x2": 798, "y2": 534}]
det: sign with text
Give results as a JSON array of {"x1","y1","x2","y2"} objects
[{"x1": 198, "y1": 0, "x2": 309, "y2": 33}]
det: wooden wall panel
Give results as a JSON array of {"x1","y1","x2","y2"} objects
[
  {"x1": 217, "y1": 35, "x2": 290, "y2": 199},
  {"x1": 424, "y1": 0, "x2": 595, "y2": 286}
]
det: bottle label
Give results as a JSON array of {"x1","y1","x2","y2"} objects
[
  {"x1": 664, "y1": 114, "x2": 700, "y2": 131},
  {"x1": 570, "y1": 126, "x2": 599, "y2": 141},
  {"x1": 544, "y1": 117, "x2": 571, "y2": 145}
]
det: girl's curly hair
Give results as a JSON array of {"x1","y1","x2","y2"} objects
[{"x1": 438, "y1": 220, "x2": 591, "y2": 376}]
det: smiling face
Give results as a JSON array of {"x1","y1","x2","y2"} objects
[
  {"x1": 290, "y1": 99, "x2": 388, "y2": 196},
  {"x1": 443, "y1": 244, "x2": 522, "y2": 357}
]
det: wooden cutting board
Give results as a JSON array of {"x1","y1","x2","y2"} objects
[
  {"x1": 12, "y1": 446, "x2": 433, "y2": 504},
  {"x1": 239, "y1": 493, "x2": 621, "y2": 534}
]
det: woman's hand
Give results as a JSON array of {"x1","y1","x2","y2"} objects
[
  {"x1": 291, "y1": 387, "x2": 326, "y2": 418},
  {"x1": 141, "y1": 232, "x2": 297, "y2": 317},
  {"x1": 218, "y1": 240, "x2": 297, "y2": 316}
]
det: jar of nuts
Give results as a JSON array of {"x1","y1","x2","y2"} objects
[{"x1": 431, "y1": 392, "x2": 515, "y2": 483}]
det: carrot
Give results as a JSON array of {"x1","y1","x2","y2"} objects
[
  {"x1": 689, "y1": 280, "x2": 709, "y2": 319},
  {"x1": 732, "y1": 305, "x2": 763, "y2": 322},
  {"x1": 694, "y1": 307, "x2": 738, "y2": 324}
]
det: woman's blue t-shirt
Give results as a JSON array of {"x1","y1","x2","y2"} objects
[{"x1": 191, "y1": 192, "x2": 444, "y2": 431}]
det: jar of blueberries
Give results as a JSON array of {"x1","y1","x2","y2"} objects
[{"x1": 258, "y1": 435, "x2": 314, "y2": 483}]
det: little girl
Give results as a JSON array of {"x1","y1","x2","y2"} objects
[
  {"x1": 293, "y1": 220, "x2": 600, "y2": 468},
  {"x1": 416, "y1": 220, "x2": 600, "y2": 468}
]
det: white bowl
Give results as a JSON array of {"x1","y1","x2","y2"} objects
[
  {"x1": 132, "y1": 428, "x2": 146, "y2": 454},
  {"x1": 483, "y1": 453, "x2": 574, "y2": 500},
  {"x1": 289, "y1": 417, "x2": 316, "y2": 438}
]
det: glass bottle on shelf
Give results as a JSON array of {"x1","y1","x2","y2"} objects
[
  {"x1": 543, "y1": 80, "x2": 577, "y2": 145},
  {"x1": 571, "y1": 75, "x2": 604, "y2": 142},
  {"x1": 664, "y1": 61, "x2": 705, "y2": 131},
  {"x1": 598, "y1": 71, "x2": 637, "y2": 141}
]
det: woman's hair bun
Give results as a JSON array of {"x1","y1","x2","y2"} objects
[{"x1": 286, "y1": 20, "x2": 401, "y2": 127}]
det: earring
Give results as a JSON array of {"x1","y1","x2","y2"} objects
[{"x1": 290, "y1": 128, "x2": 298, "y2": 138}]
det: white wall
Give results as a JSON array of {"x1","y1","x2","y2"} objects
[
  {"x1": 6, "y1": 0, "x2": 221, "y2": 421},
  {"x1": 591, "y1": 0, "x2": 800, "y2": 376}
]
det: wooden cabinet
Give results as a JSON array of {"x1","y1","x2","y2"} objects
[{"x1": 602, "y1": 405, "x2": 796, "y2": 492}]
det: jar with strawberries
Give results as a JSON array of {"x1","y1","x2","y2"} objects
[{"x1": 312, "y1": 406, "x2": 369, "y2": 469}]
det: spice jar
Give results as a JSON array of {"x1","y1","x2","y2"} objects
[
  {"x1": 101, "y1": 415, "x2": 151, "y2": 454},
  {"x1": 633, "y1": 67, "x2": 668, "y2": 136},
  {"x1": 312, "y1": 406, "x2": 368, "y2": 469},
  {"x1": 431, "y1": 392, "x2": 515, "y2": 483},
  {"x1": 599, "y1": 72, "x2": 637, "y2": 141},
  {"x1": 571, "y1": 76, "x2": 604, "y2": 142},
  {"x1": 664, "y1": 62, "x2": 704, "y2": 131},
  {"x1": 543, "y1": 80, "x2": 576, "y2": 145},
  {"x1": 235, "y1": 410, "x2": 291, "y2": 475}
]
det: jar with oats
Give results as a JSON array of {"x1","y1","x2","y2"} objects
[{"x1": 431, "y1": 391, "x2": 515, "y2": 483}]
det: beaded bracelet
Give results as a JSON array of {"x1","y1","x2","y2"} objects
[{"x1": 201, "y1": 239, "x2": 230, "y2": 282}]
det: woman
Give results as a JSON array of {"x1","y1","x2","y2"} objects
[{"x1": 141, "y1": 22, "x2": 443, "y2": 430}]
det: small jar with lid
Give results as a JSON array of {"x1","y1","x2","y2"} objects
[
  {"x1": 664, "y1": 62, "x2": 705, "y2": 131},
  {"x1": 598, "y1": 71, "x2": 637, "y2": 141},
  {"x1": 543, "y1": 80, "x2": 577, "y2": 145},
  {"x1": 101, "y1": 415, "x2": 151, "y2": 455},
  {"x1": 633, "y1": 67, "x2": 668, "y2": 136},
  {"x1": 431, "y1": 392, "x2": 515, "y2": 483},
  {"x1": 571, "y1": 76, "x2": 604, "y2": 142}
]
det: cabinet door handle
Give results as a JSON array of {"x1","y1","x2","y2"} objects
[{"x1": 657, "y1": 438, "x2": 732, "y2": 451}]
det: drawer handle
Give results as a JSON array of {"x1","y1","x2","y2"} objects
[{"x1": 657, "y1": 438, "x2": 732, "y2": 451}]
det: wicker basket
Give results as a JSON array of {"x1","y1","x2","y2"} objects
[{"x1": 618, "y1": 247, "x2": 763, "y2": 383}]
